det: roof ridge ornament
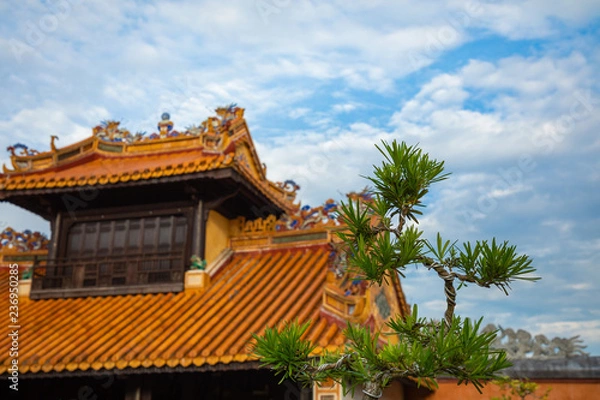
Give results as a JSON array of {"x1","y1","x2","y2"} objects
[
  {"x1": 158, "y1": 112, "x2": 174, "y2": 138},
  {"x1": 1, "y1": 105, "x2": 298, "y2": 212},
  {"x1": 0, "y1": 227, "x2": 49, "y2": 252},
  {"x1": 231, "y1": 188, "x2": 375, "y2": 235},
  {"x1": 7, "y1": 143, "x2": 40, "y2": 157},
  {"x1": 93, "y1": 120, "x2": 133, "y2": 142},
  {"x1": 89, "y1": 106, "x2": 245, "y2": 144},
  {"x1": 482, "y1": 323, "x2": 590, "y2": 359},
  {"x1": 50, "y1": 135, "x2": 59, "y2": 152}
]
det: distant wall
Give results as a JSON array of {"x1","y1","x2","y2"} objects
[
  {"x1": 410, "y1": 379, "x2": 600, "y2": 400},
  {"x1": 405, "y1": 356, "x2": 600, "y2": 400}
]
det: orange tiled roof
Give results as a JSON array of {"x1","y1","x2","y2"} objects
[
  {"x1": 0, "y1": 245, "x2": 347, "y2": 375},
  {"x1": 0, "y1": 149, "x2": 233, "y2": 190},
  {"x1": 0, "y1": 106, "x2": 299, "y2": 212}
]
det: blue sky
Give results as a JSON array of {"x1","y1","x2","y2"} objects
[{"x1": 1, "y1": 1, "x2": 599, "y2": 354}]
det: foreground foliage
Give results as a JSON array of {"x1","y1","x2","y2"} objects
[
  {"x1": 253, "y1": 140, "x2": 538, "y2": 398},
  {"x1": 492, "y1": 377, "x2": 551, "y2": 400}
]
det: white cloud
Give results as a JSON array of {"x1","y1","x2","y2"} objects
[
  {"x1": 567, "y1": 283, "x2": 593, "y2": 291},
  {"x1": 534, "y1": 320, "x2": 600, "y2": 345},
  {"x1": 488, "y1": 183, "x2": 530, "y2": 198},
  {"x1": 258, "y1": 123, "x2": 396, "y2": 206},
  {"x1": 289, "y1": 107, "x2": 310, "y2": 119},
  {"x1": 332, "y1": 103, "x2": 358, "y2": 113},
  {"x1": 0, "y1": 103, "x2": 107, "y2": 167},
  {"x1": 541, "y1": 219, "x2": 575, "y2": 236},
  {"x1": 466, "y1": 0, "x2": 600, "y2": 39},
  {"x1": 391, "y1": 52, "x2": 600, "y2": 168}
]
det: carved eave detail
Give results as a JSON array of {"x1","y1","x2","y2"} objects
[
  {"x1": 321, "y1": 276, "x2": 370, "y2": 325},
  {"x1": 320, "y1": 267, "x2": 406, "y2": 336}
]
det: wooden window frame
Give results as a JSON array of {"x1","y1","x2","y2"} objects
[{"x1": 31, "y1": 202, "x2": 195, "y2": 299}]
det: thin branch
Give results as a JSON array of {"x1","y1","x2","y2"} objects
[
  {"x1": 310, "y1": 353, "x2": 353, "y2": 374},
  {"x1": 418, "y1": 257, "x2": 456, "y2": 328}
]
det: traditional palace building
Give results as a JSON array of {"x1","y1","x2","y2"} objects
[
  {"x1": 0, "y1": 106, "x2": 410, "y2": 399},
  {"x1": 2, "y1": 106, "x2": 598, "y2": 399}
]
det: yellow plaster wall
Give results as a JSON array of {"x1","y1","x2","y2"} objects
[
  {"x1": 314, "y1": 380, "x2": 341, "y2": 400},
  {"x1": 205, "y1": 210, "x2": 230, "y2": 265},
  {"x1": 235, "y1": 142, "x2": 260, "y2": 178}
]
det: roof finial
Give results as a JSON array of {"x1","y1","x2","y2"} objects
[
  {"x1": 158, "y1": 112, "x2": 174, "y2": 137},
  {"x1": 50, "y1": 135, "x2": 59, "y2": 152}
]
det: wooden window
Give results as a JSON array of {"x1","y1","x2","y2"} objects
[{"x1": 33, "y1": 206, "x2": 193, "y2": 298}]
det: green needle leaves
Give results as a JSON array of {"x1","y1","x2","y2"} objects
[
  {"x1": 251, "y1": 320, "x2": 315, "y2": 384},
  {"x1": 252, "y1": 140, "x2": 538, "y2": 397}
]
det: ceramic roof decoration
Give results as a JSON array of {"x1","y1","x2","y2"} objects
[
  {"x1": 482, "y1": 324, "x2": 590, "y2": 359},
  {"x1": 0, "y1": 227, "x2": 49, "y2": 252},
  {"x1": 0, "y1": 106, "x2": 300, "y2": 218}
]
